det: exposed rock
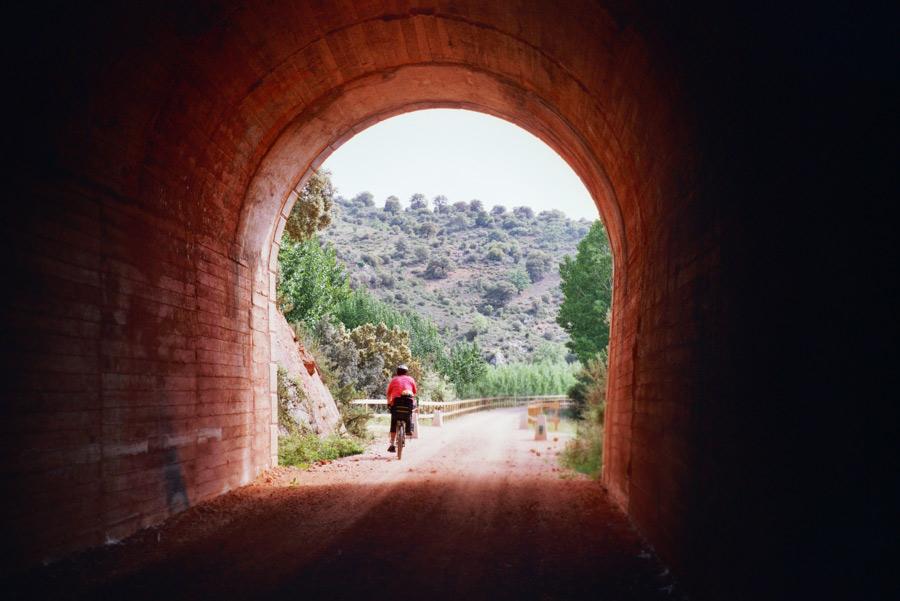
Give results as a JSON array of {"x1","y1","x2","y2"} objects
[{"x1": 271, "y1": 310, "x2": 342, "y2": 435}]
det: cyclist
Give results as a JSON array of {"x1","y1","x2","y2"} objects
[{"x1": 386, "y1": 364, "x2": 417, "y2": 453}]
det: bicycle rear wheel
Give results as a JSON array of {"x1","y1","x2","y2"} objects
[{"x1": 396, "y1": 421, "x2": 405, "y2": 460}]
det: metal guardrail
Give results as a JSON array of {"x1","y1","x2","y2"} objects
[{"x1": 351, "y1": 394, "x2": 570, "y2": 422}]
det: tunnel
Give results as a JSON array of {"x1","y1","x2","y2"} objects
[{"x1": 1, "y1": 2, "x2": 890, "y2": 599}]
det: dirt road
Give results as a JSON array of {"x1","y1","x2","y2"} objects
[{"x1": 12, "y1": 408, "x2": 681, "y2": 600}]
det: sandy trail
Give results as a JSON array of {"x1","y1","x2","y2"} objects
[{"x1": 10, "y1": 408, "x2": 681, "y2": 600}]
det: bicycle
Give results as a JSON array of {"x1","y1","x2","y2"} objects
[
  {"x1": 392, "y1": 395, "x2": 416, "y2": 460},
  {"x1": 395, "y1": 419, "x2": 406, "y2": 460}
]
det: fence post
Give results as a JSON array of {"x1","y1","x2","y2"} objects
[
  {"x1": 433, "y1": 409, "x2": 443, "y2": 427},
  {"x1": 534, "y1": 414, "x2": 548, "y2": 441}
]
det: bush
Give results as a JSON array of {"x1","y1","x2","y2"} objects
[
  {"x1": 483, "y1": 281, "x2": 517, "y2": 306},
  {"x1": 562, "y1": 355, "x2": 607, "y2": 478},
  {"x1": 513, "y1": 206, "x2": 534, "y2": 219},
  {"x1": 352, "y1": 191, "x2": 375, "y2": 207},
  {"x1": 525, "y1": 252, "x2": 553, "y2": 282},
  {"x1": 285, "y1": 170, "x2": 334, "y2": 241},
  {"x1": 508, "y1": 269, "x2": 530, "y2": 293},
  {"x1": 409, "y1": 193, "x2": 429, "y2": 211},
  {"x1": 384, "y1": 195, "x2": 401, "y2": 213},
  {"x1": 416, "y1": 222, "x2": 438, "y2": 237},
  {"x1": 332, "y1": 289, "x2": 445, "y2": 366},
  {"x1": 486, "y1": 245, "x2": 504, "y2": 262},
  {"x1": 474, "y1": 211, "x2": 493, "y2": 227},
  {"x1": 278, "y1": 433, "x2": 364, "y2": 468},
  {"x1": 423, "y1": 256, "x2": 452, "y2": 279}
]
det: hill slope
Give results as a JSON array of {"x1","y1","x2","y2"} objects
[{"x1": 319, "y1": 196, "x2": 592, "y2": 364}]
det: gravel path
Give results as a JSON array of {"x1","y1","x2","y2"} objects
[{"x1": 11, "y1": 408, "x2": 682, "y2": 600}]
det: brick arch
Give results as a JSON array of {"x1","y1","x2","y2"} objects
[
  {"x1": 234, "y1": 64, "x2": 633, "y2": 465},
  {"x1": 5, "y1": 0, "x2": 730, "y2": 594}
]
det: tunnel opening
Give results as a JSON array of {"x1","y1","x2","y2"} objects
[
  {"x1": 236, "y1": 68, "x2": 632, "y2": 469},
  {"x1": 267, "y1": 107, "x2": 611, "y2": 466}
]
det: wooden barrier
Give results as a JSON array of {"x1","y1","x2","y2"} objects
[{"x1": 351, "y1": 395, "x2": 569, "y2": 424}]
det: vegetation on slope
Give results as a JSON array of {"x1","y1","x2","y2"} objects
[{"x1": 276, "y1": 170, "x2": 613, "y2": 446}]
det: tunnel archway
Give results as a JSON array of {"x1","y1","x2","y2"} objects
[
  {"x1": 237, "y1": 69, "x2": 630, "y2": 471},
  {"x1": 3, "y1": 2, "x2": 811, "y2": 598}
]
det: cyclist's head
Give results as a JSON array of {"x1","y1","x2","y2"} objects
[{"x1": 396, "y1": 364, "x2": 409, "y2": 376}]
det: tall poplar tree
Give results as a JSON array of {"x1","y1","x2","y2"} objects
[{"x1": 556, "y1": 221, "x2": 613, "y2": 363}]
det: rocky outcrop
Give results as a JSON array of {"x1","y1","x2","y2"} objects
[{"x1": 271, "y1": 311, "x2": 343, "y2": 435}]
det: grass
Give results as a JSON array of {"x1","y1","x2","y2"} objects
[
  {"x1": 278, "y1": 433, "x2": 365, "y2": 468},
  {"x1": 559, "y1": 406, "x2": 604, "y2": 479}
]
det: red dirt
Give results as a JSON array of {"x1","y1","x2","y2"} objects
[{"x1": 10, "y1": 409, "x2": 682, "y2": 600}]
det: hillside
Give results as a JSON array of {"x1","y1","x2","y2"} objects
[{"x1": 318, "y1": 194, "x2": 592, "y2": 364}]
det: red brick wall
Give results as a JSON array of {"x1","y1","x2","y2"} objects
[
  {"x1": 2, "y1": 0, "x2": 692, "y2": 572},
  {"x1": 3, "y1": 2, "x2": 867, "y2": 598}
]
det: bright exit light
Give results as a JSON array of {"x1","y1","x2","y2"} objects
[{"x1": 322, "y1": 109, "x2": 597, "y2": 221}]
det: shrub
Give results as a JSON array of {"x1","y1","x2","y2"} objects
[
  {"x1": 352, "y1": 191, "x2": 375, "y2": 207},
  {"x1": 508, "y1": 269, "x2": 530, "y2": 293},
  {"x1": 513, "y1": 206, "x2": 534, "y2": 219},
  {"x1": 361, "y1": 253, "x2": 380, "y2": 267},
  {"x1": 278, "y1": 433, "x2": 364, "y2": 468},
  {"x1": 416, "y1": 222, "x2": 438, "y2": 237},
  {"x1": 562, "y1": 355, "x2": 607, "y2": 478},
  {"x1": 433, "y1": 195, "x2": 449, "y2": 213},
  {"x1": 384, "y1": 195, "x2": 401, "y2": 213},
  {"x1": 408, "y1": 193, "x2": 429, "y2": 211},
  {"x1": 525, "y1": 251, "x2": 553, "y2": 282},
  {"x1": 423, "y1": 256, "x2": 452, "y2": 279},
  {"x1": 474, "y1": 211, "x2": 493, "y2": 227},
  {"x1": 483, "y1": 281, "x2": 517, "y2": 306},
  {"x1": 285, "y1": 170, "x2": 334, "y2": 241},
  {"x1": 486, "y1": 245, "x2": 504, "y2": 262}
]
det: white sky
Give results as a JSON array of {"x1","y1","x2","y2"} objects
[{"x1": 321, "y1": 109, "x2": 598, "y2": 221}]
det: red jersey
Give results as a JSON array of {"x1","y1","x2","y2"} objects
[{"x1": 386, "y1": 374, "x2": 417, "y2": 405}]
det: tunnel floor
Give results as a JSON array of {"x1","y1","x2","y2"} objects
[{"x1": 11, "y1": 408, "x2": 682, "y2": 600}]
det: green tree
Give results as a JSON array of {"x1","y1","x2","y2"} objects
[
  {"x1": 409, "y1": 193, "x2": 429, "y2": 211},
  {"x1": 474, "y1": 211, "x2": 493, "y2": 227},
  {"x1": 352, "y1": 191, "x2": 374, "y2": 207},
  {"x1": 433, "y1": 195, "x2": 449, "y2": 213},
  {"x1": 557, "y1": 221, "x2": 613, "y2": 363},
  {"x1": 277, "y1": 237, "x2": 350, "y2": 325},
  {"x1": 384, "y1": 195, "x2": 401, "y2": 213},
  {"x1": 285, "y1": 170, "x2": 334, "y2": 241},
  {"x1": 442, "y1": 342, "x2": 488, "y2": 393}
]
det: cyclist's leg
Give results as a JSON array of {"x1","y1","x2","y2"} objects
[{"x1": 388, "y1": 407, "x2": 398, "y2": 451}]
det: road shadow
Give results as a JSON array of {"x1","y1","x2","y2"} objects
[{"x1": 7, "y1": 477, "x2": 683, "y2": 601}]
